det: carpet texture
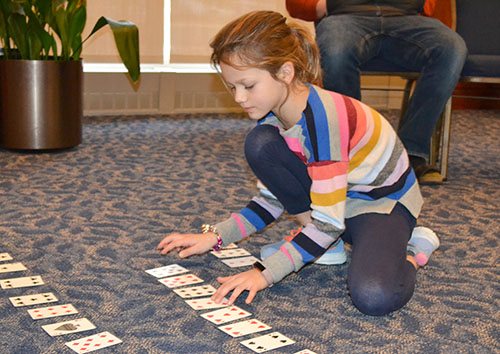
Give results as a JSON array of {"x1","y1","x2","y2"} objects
[{"x1": 0, "y1": 110, "x2": 498, "y2": 354}]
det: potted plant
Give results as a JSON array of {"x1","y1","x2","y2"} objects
[{"x1": 0, "y1": 0, "x2": 140, "y2": 150}]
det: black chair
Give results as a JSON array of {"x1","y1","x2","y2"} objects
[
  {"x1": 434, "y1": 0, "x2": 500, "y2": 179},
  {"x1": 361, "y1": 0, "x2": 500, "y2": 180}
]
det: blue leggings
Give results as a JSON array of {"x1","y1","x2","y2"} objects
[{"x1": 245, "y1": 125, "x2": 417, "y2": 316}]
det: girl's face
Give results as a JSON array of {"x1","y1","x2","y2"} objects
[{"x1": 219, "y1": 59, "x2": 287, "y2": 120}]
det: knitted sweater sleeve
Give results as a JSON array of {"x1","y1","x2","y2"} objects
[
  {"x1": 259, "y1": 158, "x2": 348, "y2": 284},
  {"x1": 214, "y1": 181, "x2": 285, "y2": 246}
]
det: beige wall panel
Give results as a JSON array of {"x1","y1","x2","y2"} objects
[
  {"x1": 83, "y1": 0, "x2": 163, "y2": 64},
  {"x1": 170, "y1": 0, "x2": 314, "y2": 63},
  {"x1": 84, "y1": 72, "x2": 243, "y2": 115}
]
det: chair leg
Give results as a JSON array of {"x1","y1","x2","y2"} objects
[
  {"x1": 397, "y1": 79, "x2": 415, "y2": 130},
  {"x1": 429, "y1": 115, "x2": 441, "y2": 168},
  {"x1": 430, "y1": 97, "x2": 452, "y2": 181},
  {"x1": 439, "y1": 98, "x2": 453, "y2": 181}
]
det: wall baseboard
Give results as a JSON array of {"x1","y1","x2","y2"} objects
[{"x1": 83, "y1": 72, "x2": 402, "y2": 116}]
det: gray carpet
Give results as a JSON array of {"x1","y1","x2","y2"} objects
[{"x1": 0, "y1": 110, "x2": 498, "y2": 354}]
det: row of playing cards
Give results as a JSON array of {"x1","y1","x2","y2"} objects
[
  {"x1": 211, "y1": 247, "x2": 319, "y2": 352},
  {"x1": 209, "y1": 243, "x2": 259, "y2": 267},
  {"x1": 0, "y1": 252, "x2": 122, "y2": 353},
  {"x1": 146, "y1": 258, "x2": 317, "y2": 353}
]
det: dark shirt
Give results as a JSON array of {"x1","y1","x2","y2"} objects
[{"x1": 326, "y1": 0, "x2": 426, "y2": 16}]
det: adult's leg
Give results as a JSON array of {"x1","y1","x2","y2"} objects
[
  {"x1": 244, "y1": 124, "x2": 311, "y2": 215},
  {"x1": 342, "y1": 203, "x2": 417, "y2": 316},
  {"x1": 315, "y1": 15, "x2": 383, "y2": 100},
  {"x1": 379, "y1": 16, "x2": 467, "y2": 158}
]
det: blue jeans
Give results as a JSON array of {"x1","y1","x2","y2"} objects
[
  {"x1": 245, "y1": 124, "x2": 417, "y2": 315},
  {"x1": 315, "y1": 15, "x2": 467, "y2": 158}
]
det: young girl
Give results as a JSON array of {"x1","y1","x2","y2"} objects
[{"x1": 157, "y1": 10, "x2": 440, "y2": 316}]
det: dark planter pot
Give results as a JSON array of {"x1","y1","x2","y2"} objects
[{"x1": 0, "y1": 59, "x2": 82, "y2": 150}]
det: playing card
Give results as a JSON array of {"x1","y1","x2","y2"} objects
[
  {"x1": 65, "y1": 331, "x2": 122, "y2": 353},
  {"x1": 293, "y1": 350, "x2": 319, "y2": 354},
  {"x1": 221, "y1": 256, "x2": 259, "y2": 268},
  {"x1": 200, "y1": 305, "x2": 251, "y2": 325},
  {"x1": 0, "y1": 252, "x2": 13, "y2": 262},
  {"x1": 240, "y1": 331, "x2": 295, "y2": 353},
  {"x1": 218, "y1": 319, "x2": 272, "y2": 338},
  {"x1": 158, "y1": 273, "x2": 203, "y2": 288},
  {"x1": 184, "y1": 297, "x2": 230, "y2": 310},
  {"x1": 210, "y1": 248, "x2": 251, "y2": 259},
  {"x1": 9, "y1": 292, "x2": 58, "y2": 307},
  {"x1": 0, "y1": 262, "x2": 27, "y2": 273},
  {"x1": 173, "y1": 284, "x2": 217, "y2": 298},
  {"x1": 42, "y1": 318, "x2": 96, "y2": 337},
  {"x1": 145, "y1": 264, "x2": 189, "y2": 278},
  {"x1": 222, "y1": 243, "x2": 238, "y2": 249},
  {"x1": 0, "y1": 275, "x2": 44, "y2": 289},
  {"x1": 28, "y1": 304, "x2": 78, "y2": 320}
]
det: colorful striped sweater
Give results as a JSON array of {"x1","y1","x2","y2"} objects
[{"x1": 215, "y1": 85, "x2": 423, "y2": 283}]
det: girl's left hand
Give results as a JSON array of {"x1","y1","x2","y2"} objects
[{"x1": 212, "y1": 269, "x2": 269, "y2": 305}]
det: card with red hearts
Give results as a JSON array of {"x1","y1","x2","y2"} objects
[
  {"x1": 200, "y1": 305, "x2": 251, "y2": 325},
  {"x1": 218, "y1": 318, "x2": 271, "y2": 337}
]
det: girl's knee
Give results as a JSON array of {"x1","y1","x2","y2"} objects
[
  {"x1": 348, "y1": 277, "x2": 410, "y2": 316},
  {"x1": 244, "y1": 125, "x2": 281, "y2": 163}
]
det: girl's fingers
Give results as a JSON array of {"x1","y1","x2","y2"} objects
[
  {"x1": 213, "y1": 272, "x2": 258, "y2": 304},
  {"x1": 157, "y1": 233, "x2": 199, "y2": 255},
  {"x1": 158, "y1": 238, "x2": 183, "y2": 255},
  {"x1": 212, "y1": 285, "x2": 231, "y2": 303},
  {"x1": 245, "y1": 289, "x2": 257, "y2": 304},
  {"x1": 157, "y1": 233, "x2": 182, "y2": 251},
  {"x1": 217, "y1": 276, "x2": 231, "y2": 284},
  {"x1": 212, "y1": 275, "x2": 240, "y2": 303},
  {"x1": 178, "y1": 244, "x2": 202, "y2": 258},
  {"x1": 228, "y1": 285, "x2": 245, "y2": 304}
]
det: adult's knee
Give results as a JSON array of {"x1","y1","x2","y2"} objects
[
  {"x1": 445, "y1": 38, "x2": 467, "y2": 72},
  {"x1": 431, "y1": 30, "x2": 468, "y2": 76}
]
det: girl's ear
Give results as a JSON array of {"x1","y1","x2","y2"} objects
[{"x1": 278, "y1": 62, "x2": 295, "y2": 84}]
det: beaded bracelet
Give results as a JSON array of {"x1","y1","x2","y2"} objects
[{"x1": 201, "y1": 224, "x2": 223, "y2": 251}]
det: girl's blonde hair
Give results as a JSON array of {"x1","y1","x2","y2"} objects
[{"x1": 210, "y1": 10, "x2": 322, "y2": 87}]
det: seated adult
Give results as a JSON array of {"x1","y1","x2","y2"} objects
[{"x1": 286, "y1": 0, "x2": 467, "y2": 184}]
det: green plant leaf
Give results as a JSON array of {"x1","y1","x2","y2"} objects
[
  {"x1": 24, "y1": 1, "x2": 54, "y2": 59},
  {"x1": 7, "y1": 13, "x2": 28, "y2": 58},
  {"x1": 26, "y1": 27, "x2": 43, "y2": 59},
  {"x1": 84, "y1": 16, "x2": 140, "y2": 82},
  {"x1": 0, "y1": 1, "x2": 26, "y2": 58},
  {"x1": 40, "y1": 28, "x2": 58, "y2": 59},
  {"x1": 0, "y1": 9, "x2": 8, "y2": 56},
  {"x1": 1, "y1": 0, "x2": 140, "y2": 83},
  {"x1": 70, "y1": 33, "x2": 82, "y2": 59},
  {"x1": 54, "y1": 5, "x2": 69, "y2": 60},
  {"x1": 37, "y1": 0, "x2": 53, "y2": 23},
  {"x1": 67, "y1": 0, "x2": 78, "y2": 15},
  {"x1": 68, "y1": 4, "x2": 85, "y2": 59}
]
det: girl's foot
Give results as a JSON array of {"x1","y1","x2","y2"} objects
[{"x1": 407, "y1": 227, "x2": 440, "y2": 266}]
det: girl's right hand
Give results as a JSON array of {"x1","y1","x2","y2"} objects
[{"x1": 157, "y1": 232, "x2": 218, "y2": 258}]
